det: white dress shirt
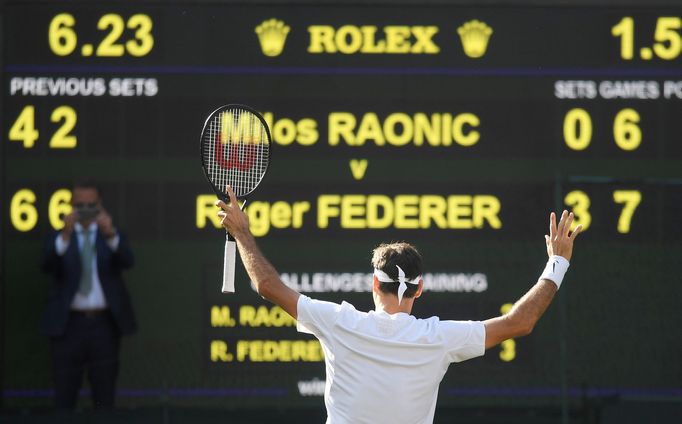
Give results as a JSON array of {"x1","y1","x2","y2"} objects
[{"x1": 55, "y1": 222, "x2": 120, "y2": 310}]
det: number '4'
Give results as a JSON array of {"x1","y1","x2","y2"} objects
[{"x1": 8, "y1": 105, "x2": 77, "y2": 149}]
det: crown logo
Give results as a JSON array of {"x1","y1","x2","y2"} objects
[
  {"x1": 255, "y1": 18, "x2": 290, "y2": 57},
  {"x1": 457, "y1": 20, "x2": 493, "y2": 59}
]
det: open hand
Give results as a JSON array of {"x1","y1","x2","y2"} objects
[{"x1": 545, "y1": 210, "x2": 582, "y2": 262}]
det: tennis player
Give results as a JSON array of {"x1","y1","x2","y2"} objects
[{"x1": 216, "y1": 186, "x2": 581, "y2": 424}]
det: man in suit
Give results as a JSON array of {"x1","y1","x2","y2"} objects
[{"x1": 41, "y1": 181, "x2": 136, "y2": 410}]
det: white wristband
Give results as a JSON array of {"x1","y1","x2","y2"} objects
[{"x1": 539, "y1": 255, "x2": 570, "y2": 289}]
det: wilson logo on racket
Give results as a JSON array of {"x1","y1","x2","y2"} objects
[
  {"x1": 215, "y1": 111, "x2": 265, "y2": 170},
  {"x1": 215, "y1": 141, "x2": 257, "y2": 170}
]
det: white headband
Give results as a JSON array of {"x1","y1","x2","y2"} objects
[{"x1": 373, "y1": 265, "x2": 421, "y2": 305}]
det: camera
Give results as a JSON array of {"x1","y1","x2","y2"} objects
[{"x1": 74, "y1": 203, "x2": 100, "y2": 222}]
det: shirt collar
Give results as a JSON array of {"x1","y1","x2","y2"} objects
[
  {"x1": 373, "y1": 306, "x2": 412, "y2": 319},
  {"x1": 74, "y1": 222, "x2": 98, "y2": 234}
]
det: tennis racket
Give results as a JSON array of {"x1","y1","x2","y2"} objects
[{"x1": 200, "y1": 104, "x2": 272, "y2": 293}]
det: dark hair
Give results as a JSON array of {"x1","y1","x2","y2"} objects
[
  {"x1": 371, "y1": 242, "x2": 423, "y2": 299},
  {"x1": 72, "y1": 180, "x2": 101, "y2": 197}
]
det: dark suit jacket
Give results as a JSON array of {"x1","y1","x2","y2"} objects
[{"x1": 41, "y1": 230, "x2": 137, "y2": 337}]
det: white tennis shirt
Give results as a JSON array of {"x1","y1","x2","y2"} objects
[{"x1": 296, "y1": 295, "x2": 486, "y2": 424}]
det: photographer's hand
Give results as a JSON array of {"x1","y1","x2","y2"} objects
[
  {"x1": 97, "y1": 208, "x2": 116, "y2": 239},
  {"x1": 60, "y1": 212, "x2": 78, "y2": 243}
]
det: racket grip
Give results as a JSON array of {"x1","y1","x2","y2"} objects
[{"x1": 222, "y1": 238, "x2": 236, "y2": 293}]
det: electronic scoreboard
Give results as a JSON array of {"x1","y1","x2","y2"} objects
[{"x1": 2, "y1": 2, "x2": 681, "y2": 408}]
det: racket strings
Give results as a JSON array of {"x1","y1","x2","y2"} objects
[{"x1": 203, "y1": 107, "x2": 270, "y2": 198}]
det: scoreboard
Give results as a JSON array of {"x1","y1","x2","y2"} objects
[{"x1": 2, "y1": 1, "x2": 681, "y2": 408}]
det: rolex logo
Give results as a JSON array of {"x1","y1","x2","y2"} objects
[
  {"x1": 255, "y1": 18, "x2": 291, "y2": 57},
  {"x1": 457, "y1": 20, "x2": 493, "y2": 59}
]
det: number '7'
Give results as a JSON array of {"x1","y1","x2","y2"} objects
[{"x1": 564, "y1": 190, "x2": 642, "y2": 234}]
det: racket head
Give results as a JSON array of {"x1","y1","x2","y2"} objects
[{"x1": 200, "y1": 104, "x2": 272, "y2": 202}]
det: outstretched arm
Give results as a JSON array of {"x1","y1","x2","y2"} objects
[
  {"x1": 483, "y1": 210, "x2": 582, "y2": 349},
  {"x1": 215, "y1": 186, "x2": 300, "y2": 319}
]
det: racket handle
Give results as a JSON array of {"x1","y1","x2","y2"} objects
[{"x1": 222, "y1": 237, "x2": 236, "y2": 293}]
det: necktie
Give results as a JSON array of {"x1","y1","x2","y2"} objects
[{"x1": 79, "y1": 228, "x2": 94, "y2": 295}]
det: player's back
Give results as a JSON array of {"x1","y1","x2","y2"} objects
[{"x1": 296, "y1": 296, "x2": 485, "y2": 424}]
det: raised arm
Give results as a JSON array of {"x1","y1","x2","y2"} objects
[
  {"x1": 483, "y1": 210, "x2": 582, "y2": 349},
  {"x1": 215, "y1": 186, "x2": 300, "y2": 319}
]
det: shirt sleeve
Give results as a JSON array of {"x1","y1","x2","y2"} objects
[
  {"x1": 440, "y1": 320, "x2": 486, "y2": 363},
  {"x1": 106, "y1": 233, "x2": 120, "y2": 251},
  {"x1": 296, "y1": 295, "x2": 342, "y2": 339},
  {"x1": 54, "y1": 234, "x2": 70, "y2": 256}
]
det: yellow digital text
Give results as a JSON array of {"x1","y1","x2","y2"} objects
[
  {"x1": 308, "y1": 25, "x2": 439, "y2": 54},
  {"x1": 196, "y1": 195, "x2": 311, "y2": 237},
  {"x1": 317, "y1": 194, "x2": 502, "y2": 230},
  {"x1": 196, "y1": 194, "x2": 502, "y2": 232},
  {"x1": 211, "y1": 305, "x2": 295, "y2": 328},
  {"x1": 210, "y1": 340, "x2": 324, "y2": 363},
  {"x1": 263, "y1": 112, "x2": 319, "y2": 146},
  {"x1": 328, "y1": 112, "x2": 480, "y2": 147}
]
